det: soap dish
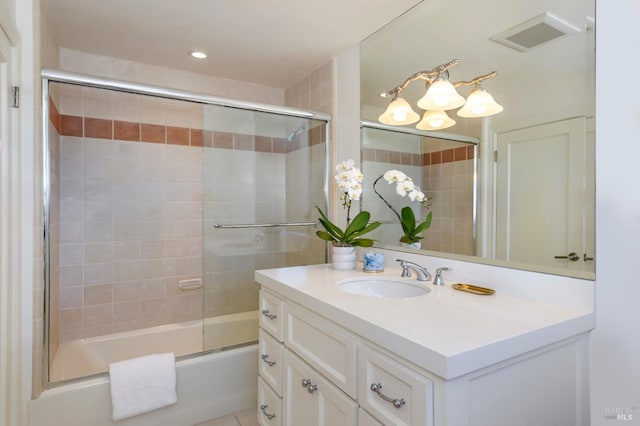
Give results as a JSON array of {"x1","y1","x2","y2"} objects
[{"x1": 452, "y1": 283, "x2": 495, "y2": 295}]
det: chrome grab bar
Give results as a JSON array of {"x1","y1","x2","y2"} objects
[{"x1": 213, "y1": 221, "x2": 317, "y2": 229}]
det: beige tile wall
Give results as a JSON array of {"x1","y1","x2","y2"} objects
[
  {"x1": 283, "y1": 60, "x2": 332, "y2": 266},
  {"x1": 55, "y1": 118, "x2": 205, "y2": 339},
  {"x1": 284, "y1": 61, "x2": 333, "y2": 114},
  {"x1": 422, "y1": 140, "x2": 475, "y2": 255}
]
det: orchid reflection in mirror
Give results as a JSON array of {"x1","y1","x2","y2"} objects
[{"x1": 373, "y1": 170, "x2": 432, "y2": 247}]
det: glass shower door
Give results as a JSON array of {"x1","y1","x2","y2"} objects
[{"x1": 202, "y1": 104, "x2": 327, "y2": 351}]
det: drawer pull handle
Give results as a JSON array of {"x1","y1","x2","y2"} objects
[
  {"x1": 370, "y1": 383, "x2": 406, "y2": 409},
  {"x1": 301, "y1": 378, "x2": 318, "y2": 394},
  {"x1": 261, "y1": 354, "x2": 276, "y2": 366},
  {"x1": 260, "y1": 404, "x2": 276, "y2": 420},
  {"x1": 261, "y1": 309, "x2": 277, "y2": 320}
]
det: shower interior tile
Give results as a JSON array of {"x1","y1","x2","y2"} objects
[
  {"x1": 166, "y1": 239, "x2": 190, "y2": 257},
  {"x1": 114, "y1": 201, "x2": 142, "y2": 221},
  {"x1": 113, "y1": 281, "x2": 141, "y2": 302},
  {"x1": 167, "y1": 183, "x2": 191, "y2": 201},
  {"x1": 114, "y1": 140, "x2": 141, "y2": 159},
  {"x1": 141, "y1": 240, "x2": 167, "y2": 259},
  {"x1": 141, "y1": 279, "x2": 167, "y2": 299},
  {"x1": 84, "y1": 284, "x2": 113, "y2": 305},
  {"x1": 84, "y1": 200, "x2": 113, "y2": 222},
  {"x1": 113, "y1": 93, "x2": 141, "y2": 124}
]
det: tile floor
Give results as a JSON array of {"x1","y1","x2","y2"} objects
[{"x1": 194, "y1": 407, "x2": 258, "y2": 426}]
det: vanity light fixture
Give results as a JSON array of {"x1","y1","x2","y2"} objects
[
  {"x1": 416, "y1": 110, "x2": 456, "y2": 131},
  {"x1": 378, "y1": 59, "x2": 503, "y2": 130},
  {"x1": 189, "y1": 51, "x2": 208, "y2": 59},
  {"x1": 378, "y1": 93, "x2": 421, "y2": 125}
]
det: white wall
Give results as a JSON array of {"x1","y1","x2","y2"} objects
[{"x1": 590, "y1": 0, "x2": 640, "y2": 424}]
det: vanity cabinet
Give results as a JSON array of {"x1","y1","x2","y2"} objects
[
  {"x1": 258, "y1": 289, "x2": 434, "y2": 426},
  {"x1": 256, "y1": 263, "x2": 592, "y2": 426}
]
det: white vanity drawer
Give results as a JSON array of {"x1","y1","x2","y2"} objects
[
  {"x1": 259, "y1": 328, "x2": 283, "y2": 396},
  {"x1": 258, "y1": 376, "x2": 282, "y2": 426},
  {"x1": 358, "y1": 344, "x2": 434, "y2": 426},
  {"x1": 284, "y1": 303, "x2": 357, "y2": 398},
  {"x1": 260, "y1": 290, "x2": 284, "y2": 341}
]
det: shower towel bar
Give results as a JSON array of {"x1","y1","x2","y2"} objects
[{"x1": 213, "y1": 222, "x2": 317, "y2": 229}]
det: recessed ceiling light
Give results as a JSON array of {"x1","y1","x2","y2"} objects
[{"x1": 189, "y1": 51, "x2": 208, "y2": 59}]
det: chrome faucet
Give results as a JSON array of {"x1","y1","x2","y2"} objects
[{"x1": 396, "y1": 259, "x2": 432, "y2": 281}]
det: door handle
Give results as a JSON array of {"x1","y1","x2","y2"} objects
[
  {"x1": 583, "y1": 253, "x2": 594, "y2": 262},
  {"x1": 554, "y1": 252, "x2": 580, "y2": 261}
]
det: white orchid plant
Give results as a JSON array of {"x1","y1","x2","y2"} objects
[
  {"x1": 316, "y1": 160, "x2": 380, "y2": 247},
  {"x1": 373, "y1": 170, "x2": 432, "y2": 245}
]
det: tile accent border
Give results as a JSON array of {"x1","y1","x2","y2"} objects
[
  {"x1": 49, "y1": 97, "x2": 326, "y2": 153},
  {"x1": 362, "y1": 145, "x2": 474, "y2": 167},
  {"x1": 423, "y1": 145, "x2": 474, "y2": 165},
  {"x1": 361, "y1": 147, "x2": 423, "y2": 166}
]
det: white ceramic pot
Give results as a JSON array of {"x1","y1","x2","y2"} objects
[
  {"x1": 401, "y1": 241, "x2": 422, "y2": 249},
  {"x1": 332, "y1": 245, "x2": 357, "y2": 270}
]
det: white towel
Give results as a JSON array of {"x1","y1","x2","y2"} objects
[{"x1": 109, "y1": 353, "x2": 178, "y2": 421}]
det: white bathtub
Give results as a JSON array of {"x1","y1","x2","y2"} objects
[
  {"x1": 32, "y1": 311, "x2": 259, "y2": 426},
  {"x1": 50, "y1": 310, "x2": 258, "y2": 382}
]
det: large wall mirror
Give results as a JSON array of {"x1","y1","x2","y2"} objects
[{"x1": 360, "y1": 0, "x2": 595, "y2": 279}]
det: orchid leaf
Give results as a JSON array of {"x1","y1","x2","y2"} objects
[
  {"x1": 315, "y1": 206, "x2": 380, "y2": 246},
  {"x1": 344, "y1": 211, "x2": 370, "y2": 238}
]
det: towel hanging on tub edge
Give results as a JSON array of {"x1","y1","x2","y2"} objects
[{"x1": 109, "y1": 352, "x2": 177, "y2": 421}]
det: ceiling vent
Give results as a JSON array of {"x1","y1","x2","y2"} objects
[{"x1": 490, "y1": 12, "x2": 581, "y2": 52}]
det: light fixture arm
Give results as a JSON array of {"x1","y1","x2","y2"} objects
[
  {"x1": 453, "y1": 71, "x2": 498, "y2": 88},
  {"x1": 380, "y1": 59, "x2": 461, "y2": 98},
  {"x1": 381, "y1": 61, "x2": 498, "y2": 98},
  {"x1": 377, "y1": 59, "x2": 503, "y2": 129}
]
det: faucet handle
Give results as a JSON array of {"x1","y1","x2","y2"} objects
[
  {"x1": 433, "y1": 267, "x2": 452, "y2": 286},
  {"x1": 395, "y1": 259, "x2": 411, "y2": 277}
]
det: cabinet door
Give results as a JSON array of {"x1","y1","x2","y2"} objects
[
  {"x1": 284, "y1": 303, "x2": 357, "y2": 397},
  {"x1": 283, "y1": 349, "x2": 358, "y2": 426},
  {"x1": 359, "y1": 345, "x2": 433, "y2": 426}
]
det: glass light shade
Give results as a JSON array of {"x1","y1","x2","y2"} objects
[
  {"x1": 417, "y1": 78, "x2": 466, "y2": 111},
  {"x1": 416, "y1": 110, "x2": 456, "y2": 131},
  {"x1": 457, "y1": 88, "x2": 504, "y2": 117},
  {"x1": 378, "y1": 96, "x2": 420, "y2": 125}
]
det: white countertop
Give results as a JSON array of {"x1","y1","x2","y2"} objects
[{"x1": 255, "y1": 263, "x2": 595, "y2": 380}]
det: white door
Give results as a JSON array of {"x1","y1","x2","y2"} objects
[{"x1": 496, "y1": 117, "x2": 594, "y2": 272}]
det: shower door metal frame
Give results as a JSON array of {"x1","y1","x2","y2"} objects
[{"x1": 41, "y1": 69, "x2": 331, "y2": 388}]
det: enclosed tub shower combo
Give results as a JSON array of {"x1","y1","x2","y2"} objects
[{"x1": 34, "y1": 69, "x2": 329, "y2": 424}]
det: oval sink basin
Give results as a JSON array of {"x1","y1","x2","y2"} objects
[{"x1": 338, "y1": 278, "x2": 429, "y2": 298}]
